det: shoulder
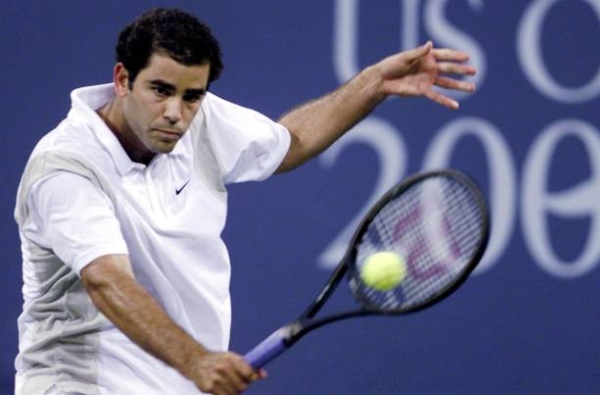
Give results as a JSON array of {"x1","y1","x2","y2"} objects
[
  {"x1": 22, "y1": 105, "x2": 118, "y2": 195},
  {"x1": 33, "y1": 83, "x2": 115, "y2": 161},
  {"x1": 200, "y1": 92, "x2": 272, "y2": 124},
  {"x1": 33, "y1": 117, "x2": 106, "y2": 169}
]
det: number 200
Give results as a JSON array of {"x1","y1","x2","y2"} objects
[{"x1": 318, "y1": 116, "x2": 600, "y2": 280}]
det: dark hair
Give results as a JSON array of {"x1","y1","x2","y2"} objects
[{"x1": 115, "y1": 8, "x2": 224, "y2": 86}]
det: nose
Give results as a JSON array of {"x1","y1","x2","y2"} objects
[{"x1": 163, "y1": 97, "x2": 183, "y2": 125}]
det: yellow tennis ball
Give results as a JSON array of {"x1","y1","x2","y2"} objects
[{"x1": 360, "y1": 251, "x2": 407, "y2": 291}]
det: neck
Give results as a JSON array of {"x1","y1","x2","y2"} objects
[
  {"x1": 97, "y1": 100, "x2": 122, "y2": 136},
  {"x1": 96, "y1": 100, "x2": 155, "y2": 165}
]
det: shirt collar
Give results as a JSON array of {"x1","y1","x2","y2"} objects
[{"x1": 69, "y1": 83, "x2": 187, "y2": 175}]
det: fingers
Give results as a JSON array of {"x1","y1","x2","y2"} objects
[
  {"x1": 378, "y1": 41, "x2": 476, "y2": 108},
  {"x1": 432, "y1": 47, "x2": 470, "y2": 62},
  {"x1": 425, "y1": 89, "x2": 460, "y2": 110},
  {"x1": 399, "y1": 42, "x2": 476, "y2": 75},
  {"x1": 435, "y1": 76, "x2": 476, "y2": 93},
  {"x1": 432, "y1": 45, "x2": 477, "y2": 79},
  {"x1": 216, "y1": 358, "x2": 254, "y2": 393},
  {"x1": 193, "y1": 352, "x2": 266, "y2": 395},
  {"x1": 437, "y1": 62, "x2": 477, "y2": 77},
  {"x1": 425, "y1": 75, "x2": 476, "y2": 111},
  {"x1": 428, "y1": 44, "x2": 477, "y2": 110}
]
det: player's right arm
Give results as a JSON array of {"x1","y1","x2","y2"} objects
[
  {"x1": 81, "y1": 255, "x2": 262, "y2": 394},
  {"x1": 27, "y1": 172, "x2": 261, "y2": 394}
]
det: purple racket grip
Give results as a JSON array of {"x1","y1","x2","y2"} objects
[{"x1": 244, "y1": 328, "x2": 290, "y2": 369}]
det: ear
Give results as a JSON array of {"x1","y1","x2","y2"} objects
[{"x1": 114, "y1": 63, "x2": 130, "y2": 98}]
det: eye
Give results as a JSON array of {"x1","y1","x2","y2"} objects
[
  {"x1": 153, "y1": 86, "x2": 169, "y2": 97},
  {"x1": 183, "y1": 92, "x2": 204, "y2": 103}
]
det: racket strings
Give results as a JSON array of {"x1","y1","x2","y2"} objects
[{"x1": 350, "y1": 175, "x2": 486, "y2": 313}]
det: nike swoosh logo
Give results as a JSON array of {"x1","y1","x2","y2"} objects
[{"x1": 175, "y1": 180, "x2": 190, "y2": 195}]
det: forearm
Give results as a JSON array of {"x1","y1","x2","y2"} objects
[
  {"x1": 276, "y1": 65, "x2": 385, "y2": 173},
  {"x1": 81, "y1": 255, "x2": 205, "y2": 379},
  {"x1": 276, "y1": 42, "x2": 476, "y2": 173},
  {"x1": 82, "y1": 255, "x2": 261, "y2": 393}
]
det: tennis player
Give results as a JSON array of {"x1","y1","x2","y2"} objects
[{"x1": 14, "y1": 8, "x2": 476, "y2": 395}]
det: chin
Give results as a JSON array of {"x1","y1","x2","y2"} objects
[{"x1": 152, "y1": 141, "x2": 178, "y2": 154}]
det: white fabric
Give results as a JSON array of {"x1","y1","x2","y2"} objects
[
  {"x1": 14, "y1": 83, "x2": 291, "y2": 395},
  {"x1": 27, "y1": 172, "x2": 128, "y2": 275}
]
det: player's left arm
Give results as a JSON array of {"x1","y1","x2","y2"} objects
[{"x1": 275, "y1": 41, "x2": 476, "y2": 173}]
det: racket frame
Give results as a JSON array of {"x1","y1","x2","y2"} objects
[{"x1": 245, "y1": 169, "x2": 490, "y2": 367}]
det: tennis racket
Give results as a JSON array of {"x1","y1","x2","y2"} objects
[{"x1": 244, "y1": 169, "x2": 489, "y2": 369}]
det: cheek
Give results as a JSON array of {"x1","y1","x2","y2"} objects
[
  {"x1": 125, "y1": 107, "x2": 155, "y2": 142},
  {"x1": 131, "y1": 101, "x2": 161, "y2": 127},
  {"x1": 182, "y1": 104, "x2": 202, "y2": 126}
]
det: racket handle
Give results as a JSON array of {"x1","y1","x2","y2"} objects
[{"x1": 244, "y1": 328, "x2": 290, "y2": 369}]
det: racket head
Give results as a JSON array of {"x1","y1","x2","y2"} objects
[{"x1": 345, "y1": 169, "x2": 489, "y2": 315}]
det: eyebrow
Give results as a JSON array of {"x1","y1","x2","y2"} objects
[
  {"x1": 149, "y1": 79, "x2": 176, "y2": 92},
  {"x1": 149, "y1": 79, "x2": 207, "y2": 96}
]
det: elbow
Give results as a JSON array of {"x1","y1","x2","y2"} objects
[
  {"x1": 275, "y1": 133, "x2": 309, "y2": 173},
  {"x1": 80, "y1": 254, "x2": 134, "y2": 302}
]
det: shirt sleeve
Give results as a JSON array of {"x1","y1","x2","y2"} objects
[
  {"x1": 27, "y1": 171, "x2": 129, "y2": 275},
  {"x1": 200, "y1": 93, "x2": 291, "y2": 184}
]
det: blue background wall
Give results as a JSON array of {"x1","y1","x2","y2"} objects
[{"x1": 2, "y1": 1, "x2": 599, "y2": 394}]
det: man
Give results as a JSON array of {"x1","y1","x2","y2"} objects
[{"x1": 14, "y1": 8, "x2": 476, "y2": 395}]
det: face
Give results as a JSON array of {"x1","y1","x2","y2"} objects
[{"x1": 114, "y1": 53, "x2": 209, "y2": 162}]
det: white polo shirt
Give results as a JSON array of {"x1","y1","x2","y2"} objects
[{"x1": 14, "y1": 84, "x2": 290, "y2": 395}]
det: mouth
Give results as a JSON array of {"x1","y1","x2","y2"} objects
[{"x1": 154, "y1": 128, "x2": 183, "y2": 141}]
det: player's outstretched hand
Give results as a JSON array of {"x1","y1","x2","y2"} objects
[
  {"x1": 187, "y1": 350, "x2": 266, "y2": 395},
  {"x1": 375, "y1": 41, "x2": 477, "y2": 109}
]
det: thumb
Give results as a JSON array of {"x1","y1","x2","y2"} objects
[
  {"x1": 405, "y1": 40, "x2": 433, "y2": 62},
  {"x1": 399, "y1": 41, "x2": 433, "y2": 67},
  {"x1": 418, "y1": 40, "x2": 433, "y2": 55}
]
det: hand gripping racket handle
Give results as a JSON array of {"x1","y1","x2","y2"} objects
[{"x1": 244, "y1": 328, "x2": 290, "y2": 369}]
